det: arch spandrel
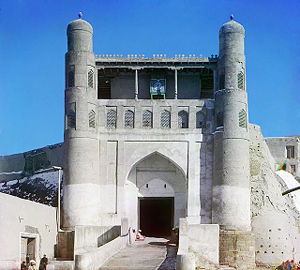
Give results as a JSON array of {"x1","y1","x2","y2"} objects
[
  {"x1": 123, "y1": 142, "x2": 188, "y2": 181},
  {"x1": 138, "y1": 179, "x2": 175, "y2": 197},
  {"x1": 127, "y1": 151, "x2": 187, "y2": 193}
]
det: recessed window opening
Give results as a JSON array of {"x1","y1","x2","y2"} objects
[
  {"x1": 67, "y1": 111, "x2": 76, "y2": 129},
  {"x1": 291, "y1": 165, "x2": 296, "y2": 174},
  {"x1": 286, "y1": 146, "x2": 295, "y2": 159},
  {"x1": 216, "y1": 112, "x2": 223, "y2": 127},
  {"x1": 68, "y1": 70, "x2": 75, "y2": 87},
  {"x1": 88, "y1": 69, "x2": 94, "y2": 88},
  {"x1": 124, "y1": 110, "x2": 134, "y2": 128},
  {"x1": 238, "y1": 71, "x2": 245, "y2": 90},
  {"x1": 160, "y1": 110, "x2": 171, "y2": 128},
  {"x1": 239, "y1": 109, "x2": 247, "y2": 129},
  {"x1": 178, "y1": 110, "x2": 188, "y2": 128},
  {"x1": 142, "y1": 110, "x2": 153, "y2": 128},
  {"x1": 89, "y1": 110, "x2": 96, "y2": 128},
  {"x1": 219, "y1": 74, "x2": 225, "y2": 90},
  {"x1": 107, "y1": 109, "x2": 117, "y2": 128}
]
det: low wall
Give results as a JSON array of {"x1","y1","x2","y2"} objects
[
  {"x1": 177, "y1": 218, "x2": 219, "y2": 269},
  {"x1": 74, "y1": 225, "x2": 121, "y2": 254},
  {"x1": 75, "y1": 235, "x2": 128, "y2": 270},
  {"x1": 0, "y1": 193, "x2": 57, "y2": 269}
]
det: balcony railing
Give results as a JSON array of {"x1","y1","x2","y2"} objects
[{"x1": 97, "y1": 99, "x2": 214, "y2": 131}]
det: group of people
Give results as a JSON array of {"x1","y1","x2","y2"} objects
[
  {"x1": 276, "y1": 260, "x2": 300, "y2": 270},
  {"x1": 21, "y1": 254, "x2": 48, "y2": 270}
]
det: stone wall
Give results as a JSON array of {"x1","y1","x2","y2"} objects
[
  {"x1": 219, "y1": 229, "x2": 255, "y2": 269},
  {"x1": 249, "y1": 124, "x2": 300, "y2": 266},
  {"x1": 0, "y1": 143, "x2": 64, "y2": 182}
]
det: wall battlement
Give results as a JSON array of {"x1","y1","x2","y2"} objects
[{"x1": 95, "y1": 54, "x2": 218, "y2": 62}]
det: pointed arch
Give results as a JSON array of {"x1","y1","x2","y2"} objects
[{"x1": 127, "y1": 151, "x2": 187, "y2": 183}]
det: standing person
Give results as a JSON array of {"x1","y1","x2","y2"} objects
[
  {"x1": 39, "y1": 254, "x2": 48, "y2": 270},
  {"x1": 21, "y1": 261, "x2": 27, "y2": 270},
  {"x1": 26, "y1": 255, "x2": 30, "y2": 266}
]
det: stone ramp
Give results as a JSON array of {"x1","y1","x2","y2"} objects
[{"x1": 99, "y1": 237, "x2": 176, "y2": 270}]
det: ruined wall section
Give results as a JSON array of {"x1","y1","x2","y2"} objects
[
  {"x1": 249, "y1": 124, "x2": 300, "y2": 265},
  {"x1": 0, "y1": 143, "x2": 64, "y2": 182},
  {"x1": 265, "y1": 136, "x2": 300, "y2": 179}
]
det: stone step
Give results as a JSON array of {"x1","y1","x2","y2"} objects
[
  {"x1": 219, "y1": 266, "x2": 236, "y2": 270},
  {"x1": 196, "y1": 264, "x2": 236, "y2": 270},
  {"x1": 47, "y1": 260, "x2": 75, "y2": 270}
]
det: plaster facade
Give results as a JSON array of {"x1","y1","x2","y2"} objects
[{"x1": 0, "y1": 192, "x2": 57, "y2": 270}]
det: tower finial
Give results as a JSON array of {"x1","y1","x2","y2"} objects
[
  {"x1": 78, "y1": 12, "x2": 82, "y2": 19},
  {"x1": 230, "y1": 14, "x2": 234, "y2": 20}
]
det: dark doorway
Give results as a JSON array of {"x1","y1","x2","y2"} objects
[
  {"x1": 139, "y1": 197, "x2": 174, "y2": 237},
  {"x1": 21, "y1": 237, "x2": 36, "y2": 263}
]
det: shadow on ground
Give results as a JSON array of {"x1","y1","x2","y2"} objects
[{"x1": 156, "y1": 241, "x2": 178, "y2": 270}]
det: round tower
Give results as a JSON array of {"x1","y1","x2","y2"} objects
[
  {"x1": 212, "y1": 16, "x2": 250, "y2": 231},
  {"x1": 63, "y1": 14, "x2": 99, "y2": 229}
]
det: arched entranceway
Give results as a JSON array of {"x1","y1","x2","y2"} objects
[{"x1": 126, "y1": 152, "x2": 187, "y2": 237}]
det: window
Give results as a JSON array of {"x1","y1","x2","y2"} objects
[
  {"x1": 291, "y1": 165, "x2": 296, "y2": 175},
  {"x1": 239, "y1": 109, "x2": 247, "y2": 128},
  {"x1": 286, "y1": 146, "x2": 295, "y2": 159},
  {"x1": 124, "y1": 110, "x2": 134, "y2": 128},
  {"x1": 216, "y1": 112, "x2": 223, "y2": 127},
  {"x1": 219, "y1": 74, "x2": 225, "y2": 90},
  {"x1": 238, "y1": 71, "x2": 245, "y2": 90},
  {"x1": 160, "y1": 110, "x2": 171, "y2": 128},
  {"x1": 142, "y1": 110, "x2": 153, "y2": 128},
  {"x1": 68, "y1": 70, "x2": 75, "y2": 87},
  {"x1": 196, "y1": 111, "x2": 206, "y2": 128},
  {"x1": 178, "y1": 110, "x2": 188, "y2": 128},
  {"x1": 107, "y1": 109, "x2": 117, "y2": 128},
  {"x1": 67, "y1": 111, "x2": 76, "y2": 129},
  {"x1": 88, "y1": 69, "x2": 94, "y2": 88},
  {"x1": 89, "y1": 110, "x2": 96, "y2": 128}
]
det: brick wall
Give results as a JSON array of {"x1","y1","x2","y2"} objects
[{"x1": 219, "y1": 230, "x2": 256, "y2": 269}]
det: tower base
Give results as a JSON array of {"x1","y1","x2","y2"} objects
[{"x1": 219, "y1": 229, "x2": 256, "y2": 269}]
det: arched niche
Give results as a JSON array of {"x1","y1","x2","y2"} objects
[{"x1": 125, "y1": 151, "x2": 187, "y2": 230}]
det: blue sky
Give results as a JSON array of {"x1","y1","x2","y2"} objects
[{"x1": 0, "y1": 0, "x2": 299, "y2": 155}]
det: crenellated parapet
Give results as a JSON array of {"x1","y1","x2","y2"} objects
[{"x1": 95, "y1": 54, "x2": 218, "y2": 62}]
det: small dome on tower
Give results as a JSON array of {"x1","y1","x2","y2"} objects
[
  {"x1": 67, "y1": 15, "x2": 93, "y2": 35},
  {"x1": 219, "y1": 16, "x2": 245, "y2": 35}
]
